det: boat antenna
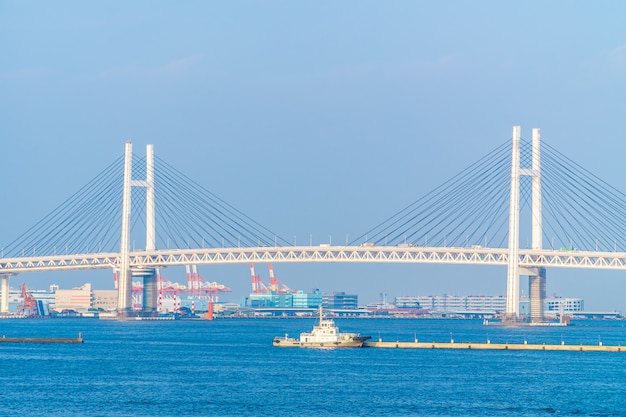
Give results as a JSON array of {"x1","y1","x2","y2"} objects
[{"x1": 319, "y1": 305, "x2": 323, "y2": 325}]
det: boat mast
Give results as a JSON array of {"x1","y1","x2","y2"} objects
[{"x1": 319, "y1": 305, "x2": 323, "y2": 325}]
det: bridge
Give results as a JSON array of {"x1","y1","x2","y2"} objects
[{"x1": 3, "y1": 126, "x2": 626, "y2": 322}]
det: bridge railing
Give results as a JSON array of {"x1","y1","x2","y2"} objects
[{"x1": 3, "y1": 246, "x2": 626, "y2": 274}]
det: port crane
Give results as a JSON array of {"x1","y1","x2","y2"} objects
[
  {"x1": 16, "y1": 283, "x2": 38, "y2": 316},
  {"x1": 250, "y1": 263, "x2": 295, "y2": 294},
  {"x1": 185, "y1": 265, "x2": 231, "y2": 300},
  {"x1": 127, "y1": 267, "x2": 231, "y2": 312},
  {"x1": 268, "y1": 263, "x2": 295, "y2": 294},
  {"x1": 250, "y1": 263, "x2": 270, "y2": 293}
]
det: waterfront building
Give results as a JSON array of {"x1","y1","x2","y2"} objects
[
  {"x1": 519, "y1": 295, "x2": 584, "y2": 317},
  {"x1": 293, "y1": 290, "x2": 322, "y2": 308},
  {"x1": 323, "y1": 292, "x2": 358, "y2": 309},
  {"x1": 248, "y1": 289, "x2": 321, "y2": 308},
  {"x1": 248, "y1": 292, "x2": 274, "y2": 307},
  {"x1": 92, "y1": 290, "x2": 118, "y2": 311},
  {"x1": 395, "y1": 294, "x2": 507, "y2": 314},
  {"x1": 544, "y1": 296, "x2": 584, "y2": 317},
  {"x1": 394, "y1": 296, "x2": 422, "y2": 309},
  {"x1": 1, "y1": 284, "x2": 57, "y2": 315},
  {"x1": 465, "y1": 295, "x2": 507, "y2": 311},
  {"x1": 402, "y1": 294, "x2": 584, "y2": 317},
  {"x1": 54, "y1": 283, "x2": 93, "y2": 313}
]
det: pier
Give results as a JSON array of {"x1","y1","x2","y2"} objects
[
  {"x1": 0, "y1": 333, "x2": 84, "y2": 343},
  {"x1": 363, "y1": 340, "x2": 624, "y2": 352}
]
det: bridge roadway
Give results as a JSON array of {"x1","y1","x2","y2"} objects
[{"x1": 2, "y1": 245, "x2": 626, "y2": 274}]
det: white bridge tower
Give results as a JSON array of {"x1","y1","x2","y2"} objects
[
  {"x1": 505, "y1": 126, "x2": 545, "y2": 322},
  {"x1": 117, "y1": 143, "x2": 157, "y2": 315}
]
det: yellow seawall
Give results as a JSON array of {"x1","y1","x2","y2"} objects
[{"x1": 363, "y1": 341, "x2": 624, "y2": 352}]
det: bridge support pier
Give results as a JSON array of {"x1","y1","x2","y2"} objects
[
  {"x1": 529, "y1": 268, "x2": 546, "y2": 323},
  {"x1": 142, "y1": 269, "x2": 158, "y2": 313},
  {"x1": 1, "y1": 274, "x2": 9, "y2": 314}
]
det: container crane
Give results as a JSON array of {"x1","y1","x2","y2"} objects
[
  {"x1": 250, "y1": 263, "x2": 270, "y2": 293},
  {"x1": 186, "y1": 265, "x2": 231, "y2": 302},
  {"x1": 16, "y1": 283, "x2": 38, "y2": 316},
  {"x1": 268, "y1": 263, "x2": 296, "y2": 294}
]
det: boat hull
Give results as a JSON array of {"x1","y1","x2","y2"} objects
[
  {"x1": 272, "y1": 306, "x2": 370, "y2": 348},
  {"x1": 273, "y1": 336, "x2": 370, "y2": 348}
]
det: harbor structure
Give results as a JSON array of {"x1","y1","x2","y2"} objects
[
  {"x1": 396, "y1": 293, "x2": 584, "y2": 318},
  {"x1": 248, "y1": 263, "x2": 352, "y2": 309},
  {"x1": 323, "y1": 292, "x2": 359, "y2": 309},
  {"x1": 54, "y1": 283, "x2": 93, "y2": 314},
  {"x1": 519, "y1": 295, "x2": 585, "y2": 317},
  {"x1": 92, "y1": 290, "x2": 118, "y2": 312},
  {"x1": 363, "y1": 340, "x2": 626, "y2": 352},
  {"x1": 397, "y1": 294, "x2": 506, "y2": 314}
]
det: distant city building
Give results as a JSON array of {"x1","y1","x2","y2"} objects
[
  {"x1": 2, "y1": 284, "x2": 57, "y2": 315},
  {"x1": 294, "y1": 290, "x2": 322, "y2": 308},
  {"x1": 403, "y1": 294, "x2": 584, "y2": 316},
  {"x1": 546, "y1": 297, "x2": 584, "y2": 314},
  {"x1": 248, "y1": 293, "x2": 274, "y2": 308},
  {"x1": 275, "y1": 293, "x2": 295, "y2": 308},
  {"x1": 394, "y1": 296, "x2": 422, "y2": 309},
  {"x1": 520, "y1": 295, "x2": 584, "y2": 317},
  {"x1": 54, "y1": 283, "x2": 93, "y2": 313},
  {"x1": 92, "y1": 290, "x2": 118, "y2": 311},
  {"x1": 396, "y1": 294, "x2": 507, "y2": 313},
  {"x1": 247, "y1": 289, "x2": 321, "y2": 308},
  {"x1": 323, "y1": 292, "x2": 358, "y2": 309}
]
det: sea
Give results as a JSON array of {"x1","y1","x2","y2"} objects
[{"x1": 1, "y1": 318, "x2": 625, "y2": 417}]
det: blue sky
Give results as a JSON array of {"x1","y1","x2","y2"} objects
[{"x1": 2, "y1": 1, "x2": 626, "y2": 311}]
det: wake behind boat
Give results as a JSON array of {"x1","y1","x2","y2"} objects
[{"x1": 273, "y1": 307, "x2": 370, "y2": 348}]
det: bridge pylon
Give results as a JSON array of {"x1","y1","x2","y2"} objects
[
  {"x1": 0, "y1": 273, "x2": 12, "y2": 314},
  {"x1": 504, "y1": 126, "x2": 546, "y2": 323},
  {"x1": 117, "y1": 142, "x2": 157, "y2": 317}
]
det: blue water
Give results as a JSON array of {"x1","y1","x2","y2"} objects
[{"x1": 1, "y1": 318, "x2": 626, "y2": 416}]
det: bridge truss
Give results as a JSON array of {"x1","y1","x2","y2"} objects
[{"x1": 3, "y1": 246, "x2": 626, "y2": 273}]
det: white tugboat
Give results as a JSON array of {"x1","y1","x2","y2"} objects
[{"x1": 273, "y1": 306, "x2": 370, "y2": 348}]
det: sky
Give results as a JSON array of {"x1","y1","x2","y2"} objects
[{"x1": 1, "y1": 1, "x2": 626, "y2": 311}]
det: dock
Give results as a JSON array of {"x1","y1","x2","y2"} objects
[
  {"x1": 0, "y1": 334, "x2": 84, "y2": 344},
  {"x1": 363, "y1": 340, "x2": 624, "y2": 352}
]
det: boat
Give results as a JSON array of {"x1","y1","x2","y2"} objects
[{"x1": 273, "y1": 306, "x2": 370, "y2": 348}]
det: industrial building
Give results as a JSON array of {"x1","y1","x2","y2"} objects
[
  {"x1": 323, "y1": 292, "x2": 359, "y2": 309},
  {"x1": 92, "y1": 290, "x2": 118, "y2": 311},
  {"x1": 246, "y1": 264, "x2": 359, "y2": 311},
  {"x1": 520, "y1": 295, "x2": 584, "y2": 317},
  {"x1": 54, "y1": 283, "x2": 93, "y2": 313},
  {"x1": 395, "y1": 294, "x2": 507, "y2": 313},
  {"x1": 0, "y1": 284, "x2": 57, "y2": 316},
  {"x1": 293, "y1": 290, "x2": 323, "y2": 308},
  {"x1": 397, "y1": 293, "x2": 585, "y2": 317}
]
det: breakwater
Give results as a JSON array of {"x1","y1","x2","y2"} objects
[
  {"x1": 363, "y1": 340, "x2": 623, "y2": 352},
  {"x1": 0, "y1": 333, "x2": 83, "y2": 343}
]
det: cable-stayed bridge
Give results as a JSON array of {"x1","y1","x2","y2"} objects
[{"x1": 3, "y1": 127, "x2": 626, "y2": 322}]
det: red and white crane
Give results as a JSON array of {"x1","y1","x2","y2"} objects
[
  {"x1": 127, "y1": 267, "x2": 230, "y2": 312},
  {"x1": 268, "y1": 263, "x2": 296, "y2": 294},
  {"x1": 16, "y1": 283, "x2": 37, "y2": 317},
  {"x1": 186, "y1": 264, "x2": 232, "y2": 301},
  {"x1": 250, "y1": 263, "x2": 270, "y2": 293},
  {"x1": 250, "y1": 263, "x2": 295, "y2": 294}
]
